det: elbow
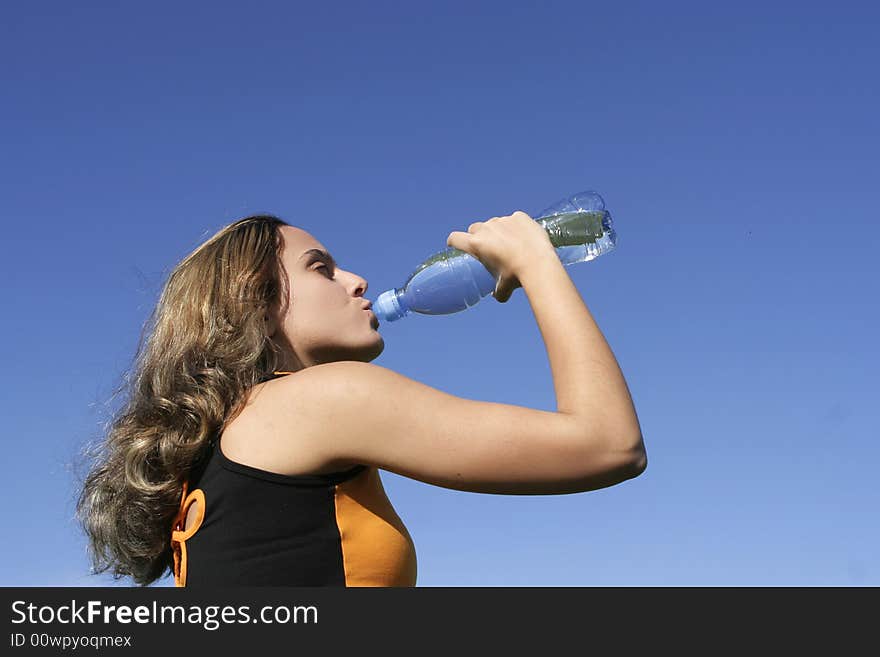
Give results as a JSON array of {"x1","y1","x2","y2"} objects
[
  {"x1": 616, "y1": 435, "x2": 647, "y2": 481},
  {"x1": 600, "y1": 417, "x2": 646, "y2": 479},
  {"x1": 581, "y1": 444, "x2": 647, "y2": 492},
  {"x1": 577, "y1": 432, "x2": 647, "y2": 491},
  {"x1": 609, "y1": 450, "x2": 646, "y2": 486},
  {"x1": 627, "y1": 447, "x2": 648, "y2": 479}
]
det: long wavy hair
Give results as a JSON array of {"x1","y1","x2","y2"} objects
[{"x1": 76, "y1": 214, "x2": 292, "y2": 585}]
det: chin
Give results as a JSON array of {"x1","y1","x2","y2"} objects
[
  {"x1": 363, "y1": 336, "x2": 385, "y2": 361},
  {"x1": 316, "y1": 334, "x2": 384, "y2": 365}
]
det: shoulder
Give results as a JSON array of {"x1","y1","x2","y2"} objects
[
  {"x1": 270, "y1": 361, "x2": 382, "y2": 402},
  {"x1": 265, "y1": 361, "x2": 382, "y2": 434},
  {"x1": 221, "y1": 363, "x2": 374, "y2": 476}
]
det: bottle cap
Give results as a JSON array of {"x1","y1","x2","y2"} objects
[{"x1": 374, "y1": 289, "x2": 403, "y2": 322}]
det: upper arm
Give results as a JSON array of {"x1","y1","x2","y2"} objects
[{"x1": 285, "y1": 361, "x2": 645, "y2": 495}]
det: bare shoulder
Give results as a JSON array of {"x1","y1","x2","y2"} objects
[
  {"x1": 261, "y1": 361, "x2": 377, "y2": 464},
  {"x1": 219, "y1": 367, "x2": 365, "y2": 476}
]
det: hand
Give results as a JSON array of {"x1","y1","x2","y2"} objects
[{"x1": 447, "y1": 210, "x2": 555, "y2": 303}]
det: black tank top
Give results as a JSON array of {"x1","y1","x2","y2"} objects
[{"x1": 171, "y1": 437, "x2": 418, "y2": 587}]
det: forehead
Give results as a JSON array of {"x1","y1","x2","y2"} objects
[{"x1": 278, "y1": 225, "x2": 326, "y2": 261}]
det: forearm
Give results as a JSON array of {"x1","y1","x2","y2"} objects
[{"x1": 518, "y1": 252, "x2": 644, "y2": 451}]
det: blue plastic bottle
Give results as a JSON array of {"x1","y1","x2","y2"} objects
[{"x1": 373, "y1": 190, "x2": 617, "y2": 322}]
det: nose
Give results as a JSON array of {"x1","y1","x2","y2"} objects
[{"x1": 350, "y1": 272, "x2": 368, "y2": 298}]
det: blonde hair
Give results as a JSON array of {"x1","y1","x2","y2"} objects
[{"x1": 76, "y1": 214, "x2": 292, "y2": 585}]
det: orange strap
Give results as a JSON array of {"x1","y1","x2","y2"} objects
[{"x1": 170, "y1": 481, "x2": 205, "y2": 587}]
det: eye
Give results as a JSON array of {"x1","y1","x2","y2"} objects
[{"x1": 313, "y1": 263, "x2": 334, "y2": 278}]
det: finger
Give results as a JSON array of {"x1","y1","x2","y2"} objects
[{"x1": 493, "y1": 280, "x2": 509, "y2": 303}]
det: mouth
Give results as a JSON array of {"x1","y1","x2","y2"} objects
[{"x1": 364, "y1": 308, "x2": 379, "y2": 328}]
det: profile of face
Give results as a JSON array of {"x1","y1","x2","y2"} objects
[{"x1": 266, "y1": 226, "x2": 384, "y2": 371}]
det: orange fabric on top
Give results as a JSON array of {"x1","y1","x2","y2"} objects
[
  {"x1": 334, "y1": 466, "x2": 418, "y2": 586},
  {"x1": 170, "y1": 481, "x2": 205, "y2": 587}
]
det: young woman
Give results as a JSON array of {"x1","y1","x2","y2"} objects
[{"x1": 76, "y1": 210, "x2": 647, "y2": 587}]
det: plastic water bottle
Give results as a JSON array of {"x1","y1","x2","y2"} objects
[{"x1": 373, "y1": 190, "x2": 617, "y2": 322}]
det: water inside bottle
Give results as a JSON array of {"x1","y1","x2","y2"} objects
[{"x1": 537, "y1": 209, "x2": 617, "y2": 265}]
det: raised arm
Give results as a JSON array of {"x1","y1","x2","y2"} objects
[{"x1": 275, "y1": 211, "x2": 645, "y2": 495}]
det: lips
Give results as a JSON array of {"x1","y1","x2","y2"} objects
[{"x1": 360, "y1": 301, "x2": 378, "y2": 327}]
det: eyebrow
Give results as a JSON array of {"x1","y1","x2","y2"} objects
[{"x1": 298, "y1": 248, "x2": 337, "y2": 269}]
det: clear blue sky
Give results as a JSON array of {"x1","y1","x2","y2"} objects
[{"x1": 2, "y1": 1, "x2": 877, "y2": 587}]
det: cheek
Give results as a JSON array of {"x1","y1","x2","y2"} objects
[{"x1": 285, "y1": 294, "x2": 349, "y2": 337}]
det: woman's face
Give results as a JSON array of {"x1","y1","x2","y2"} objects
[{"x1": 268, "y1": 225, "x2": 384, "y2": 371}]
